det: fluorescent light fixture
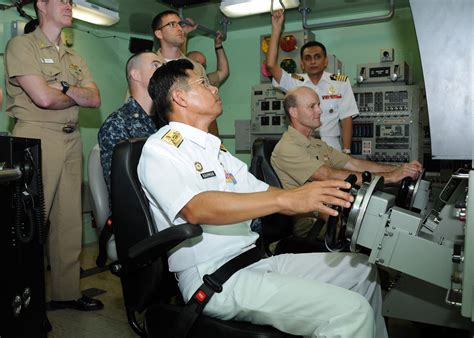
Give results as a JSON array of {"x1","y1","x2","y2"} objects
[
  {"x1": 73, "y1": 0, "x2": 119, "y2": 26},
  {"x1": 220, "y1": 0, "x2": 300, "y2": 18}
]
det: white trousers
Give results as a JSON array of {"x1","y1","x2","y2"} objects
[{"x1": 190, "y1": 252, "x2": 387, "y2": 338}]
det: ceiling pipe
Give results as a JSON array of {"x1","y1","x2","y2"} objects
[
  {"x1": 299, "y1": 0, "x2": 395, "y2": 30},
  {"x1": 178, "y1": 7, "x2": 230, "y2": 41}
]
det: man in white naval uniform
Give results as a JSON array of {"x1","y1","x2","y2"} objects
[
  {"x1": 137, "y1": 59, "x2": 388, "y2": 338},
  {"x1": 266, "y1": 10, "x2": 358, "y2": 152}
]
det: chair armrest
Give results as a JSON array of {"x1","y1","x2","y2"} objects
[
  {"x1": 128, "y1": 223, "x2": 202, "y2": 260},
  {"x1": 110, "y1": 223, "x2": 202, "y2": 277}
]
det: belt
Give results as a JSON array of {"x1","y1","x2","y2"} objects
[
  {"x1": 62, "y1": 125, "x2": 76, "y2": 133},
  {"x1": 16, "y1": 121, "x2": 78, "y2": 134}
]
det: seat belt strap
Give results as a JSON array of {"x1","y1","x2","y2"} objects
[{"x1": 171, "y1": 247, "x2": 263, "y2": 338}]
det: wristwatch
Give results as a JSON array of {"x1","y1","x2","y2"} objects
[{"x1": 61, "y1": 81, "x2": 70, "y2": 94}]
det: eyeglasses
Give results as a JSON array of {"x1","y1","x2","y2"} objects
[
  {"x1": 157, "y1": 21, "x2": 186, "y2": 30},
  {"x1": 178, "y1": 77, "x2": 211, "y2": 90},
  {"x1": 59, "y1": 0, "x2": 74, "y2": 5}
]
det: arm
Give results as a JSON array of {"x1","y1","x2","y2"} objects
[
  {"x1": 209, "y1": 31, "x2": 229, "y2": 86},
  {"x1": 15, "y1": 75, "x2": 76, "y2": 110},
  {"x1": 265, "y1": 9, "x2": 284, "y2": 83},
  {"x1": 340, "y1": 116, "x2": 353, "y2": 152},
  {"x1": 344, "y1": 158, "x2": 423, "y2": 184},
  {"x1": 49, "y1": 80, "x2": 100, "y2": 108},
  {"x1": 181, "y1": 17, "x2": 198, "y2": 54},
  {"x1": 180, "y1": 179, "x2": 353, "y2": 225}
]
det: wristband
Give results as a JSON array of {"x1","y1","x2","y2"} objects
[
  {"x1": 342, "y1": 148, "x2": 351, "y2": 154},
  {"x1": 215, "y1": 46, "x2": 223, "y2": 50}
]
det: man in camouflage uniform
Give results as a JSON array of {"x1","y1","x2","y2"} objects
[{"x1": 98, "y1": 52, "x2": 164, "y2": 194}]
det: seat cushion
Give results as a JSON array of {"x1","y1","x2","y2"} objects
[{"x1": 145, "y1": 303, "x2": 300, "y2": 338}]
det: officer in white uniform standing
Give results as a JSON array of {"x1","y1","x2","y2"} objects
[{"x1": 266, "y1": 10, "x2": 358, "y2": 152}]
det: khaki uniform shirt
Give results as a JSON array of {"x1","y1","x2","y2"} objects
[
  {"x1": 271, "y1": 126, "x2": 351, "y2": 238},
  {"x1": 5, "y1": 28, "x2": 94, "y2": 124},
  {"x1": 155, "y1": 49, "x2": 207, "y2": 78}
]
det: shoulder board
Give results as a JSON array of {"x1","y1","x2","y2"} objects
[
  {"x1": 220, "y1": 143, "x2": 228, "y2": 152},
  {"x1": 330, "y1": 74, "x2": 348, "y2": 82},
  {"x1": 291, "y1": 73, "x2": 305, "y2": 82},
  {"x1": 161, "y1": 129, "x2": 183, "y2": 148}
]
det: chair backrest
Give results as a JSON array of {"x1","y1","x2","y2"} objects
[
  {"x1": 249, "y1": 138, "x2": 293, "y2": 253},
  {"x1": 111, "y1": 138, "x2": 168, "y2": 313},
  {"x1": 87, "y1": 144, "x2": 110, "y2": 232},
  {"x1": 87, "y1": 144, "x2": 117, "y2": 261}
]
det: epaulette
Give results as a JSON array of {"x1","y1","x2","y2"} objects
[
  {"x1": 330, "y1": 73, "x2": 348, "y2": 82},
  {"x1": 161, "y1": 129, "x2": 183, "y2": 148},
  {"x1": 220, "y1": 143, "x2": 228, "y2": 152},
  {"x1": 291, "y1": 73, "x2": 305, "y2": 82}
]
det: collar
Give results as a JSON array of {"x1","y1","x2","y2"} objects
[
  {"x1": 156, "y1": 49, "x2": 186, "y2": 62},
  {"x1": 126, "y1": 97, "x2": 148, "y2": 117},
  {"x1": 287, "y1": 125, "x2": 312, "y2": 148},
  {"x1": 32, "y1": 28, "x2": 73, "y2": 56},
  {"x1": 168, "y1": 121, "x2": 221, "y2": 151}
]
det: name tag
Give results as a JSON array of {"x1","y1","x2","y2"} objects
[
  {"x1": 41, "y1": 58, "x2": 54, "y2": 64},
  {"x1": 201, "y1": 171, "x2": 216, "y2": 179}
]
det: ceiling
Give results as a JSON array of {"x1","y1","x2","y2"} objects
[
  {"x1": 108, "y1": 0, "x2": 409, "y2": 37},
  {"x1": 8, "y1": 0, "x2": 410, "y2": 37}
]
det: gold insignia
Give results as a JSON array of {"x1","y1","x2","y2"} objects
[
  {"x1": 330, "y1": 73, "x2": 348, "y2": 82},
  {"x1": 220, "y1": 143, "x2": 228, "y2": 152},
  {"x1": 291, "y1": 73, "x2": 305, "y2": 82},
  {"x1": 161, "y1": 129, "x2": 183, "y2": 148},
  {"x1": 69, "y1": 64, "x2": 79, "y2": 71},
  {"x1": 194, "y1": 162, "x2": 203, "y2": 172},
  {"x1": 328, "y1": 86, "x2": 337, "y2": 94}
]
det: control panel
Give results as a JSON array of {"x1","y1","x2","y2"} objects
[
  {"x1": 356, "y1": 61, "x2": 410, "y2": 84},
  {"x1": 250, "y1": 84, "x2": 286, "y2": 145},
  {"x1": 351, "y1": 84, "x2": 427, "y2": 164}
]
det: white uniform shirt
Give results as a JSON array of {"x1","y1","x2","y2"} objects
[
  {"x1": 138, "y1": 122, "x2": 268, "y2": 275},
  {"x1": 273, "y1": 70, "x2": 359, "y2": 150}
]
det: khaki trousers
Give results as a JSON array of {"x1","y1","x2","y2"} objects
[{"x1": 13, "y1": 121, "x2": 83, "y2": 301}]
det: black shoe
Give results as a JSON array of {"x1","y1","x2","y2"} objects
[{"x1": 49, "y1": 295, "x2": 104, "y2": 311}]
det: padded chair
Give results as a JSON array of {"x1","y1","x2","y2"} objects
[
  {"x1": 87, "y1": 144, "x2": 117, "y2": 263},
  {"x1": 109, "y1": 138, "x2": 298, "y2": 337},
  {"x1": 249, "y1": 138, "x2": 327, "y2": 255}
]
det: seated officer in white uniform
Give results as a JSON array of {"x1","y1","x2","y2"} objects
[
  {"x1": 266, "y1": 9, "x2": 358, "y2": 152},
  {"x1": 137, "y1": 59, "x2": 388, "y2": 338}
]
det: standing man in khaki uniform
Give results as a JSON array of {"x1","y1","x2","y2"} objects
[
  {"x1": 5, "y1": 0, "x2": 103, "y2": 311},
  {"x1": 151, "y1": 10, "x2": 219, "y2": 136}
]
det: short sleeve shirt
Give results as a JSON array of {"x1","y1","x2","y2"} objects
[
  {"x1": 137, "y1": 122, "x2": 268, "y2": 273},
  {"x1": 5, "y1": 28, "x2": 94, "y2": 124},
  {"x1": 271, "y1": 126, "x2": 350, "y2": 190},
  {"x1": 273, "y1": 70, "x2": 359, "y2": 137}
]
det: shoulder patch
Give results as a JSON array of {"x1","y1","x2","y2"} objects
[
  {"x1": 291, "y1": 73, "x2": 305, "y2": 82},
  {"x1": 330, "y1": 73, "x2": 348, "y2": 82},
  {"x1": 161, "y1": 129, "x2": 183, "y2": 148},
  {"x1": 220, "y1": 143, "x2": 228, "y2": 152}
]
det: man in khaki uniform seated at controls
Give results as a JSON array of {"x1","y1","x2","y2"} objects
[{"x1": 271, "y1": 86, "x2": 423, "y2": 240}]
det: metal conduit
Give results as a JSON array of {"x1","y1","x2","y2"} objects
[
  {"x1": 178, "y1": 7, "x2": 230, "y2": 40},
  {"x1": 299, "y1": 0, "x2": 395, "y2": 30}
]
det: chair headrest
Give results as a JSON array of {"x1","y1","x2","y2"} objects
[{"x1": 250, "y1": 138, "x2": 283, "y2": 188}]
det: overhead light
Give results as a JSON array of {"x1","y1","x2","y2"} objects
[
  {"x1": 220, "y1": 0, "x2": 300, "y2": 18},
  {"x1": 73, "y1": 0, "x2": 119, "y2": 26}
]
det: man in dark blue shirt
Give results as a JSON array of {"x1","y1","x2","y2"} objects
[{"x1": 98, "y1": 51, "x2": 165, "y2": 193}]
